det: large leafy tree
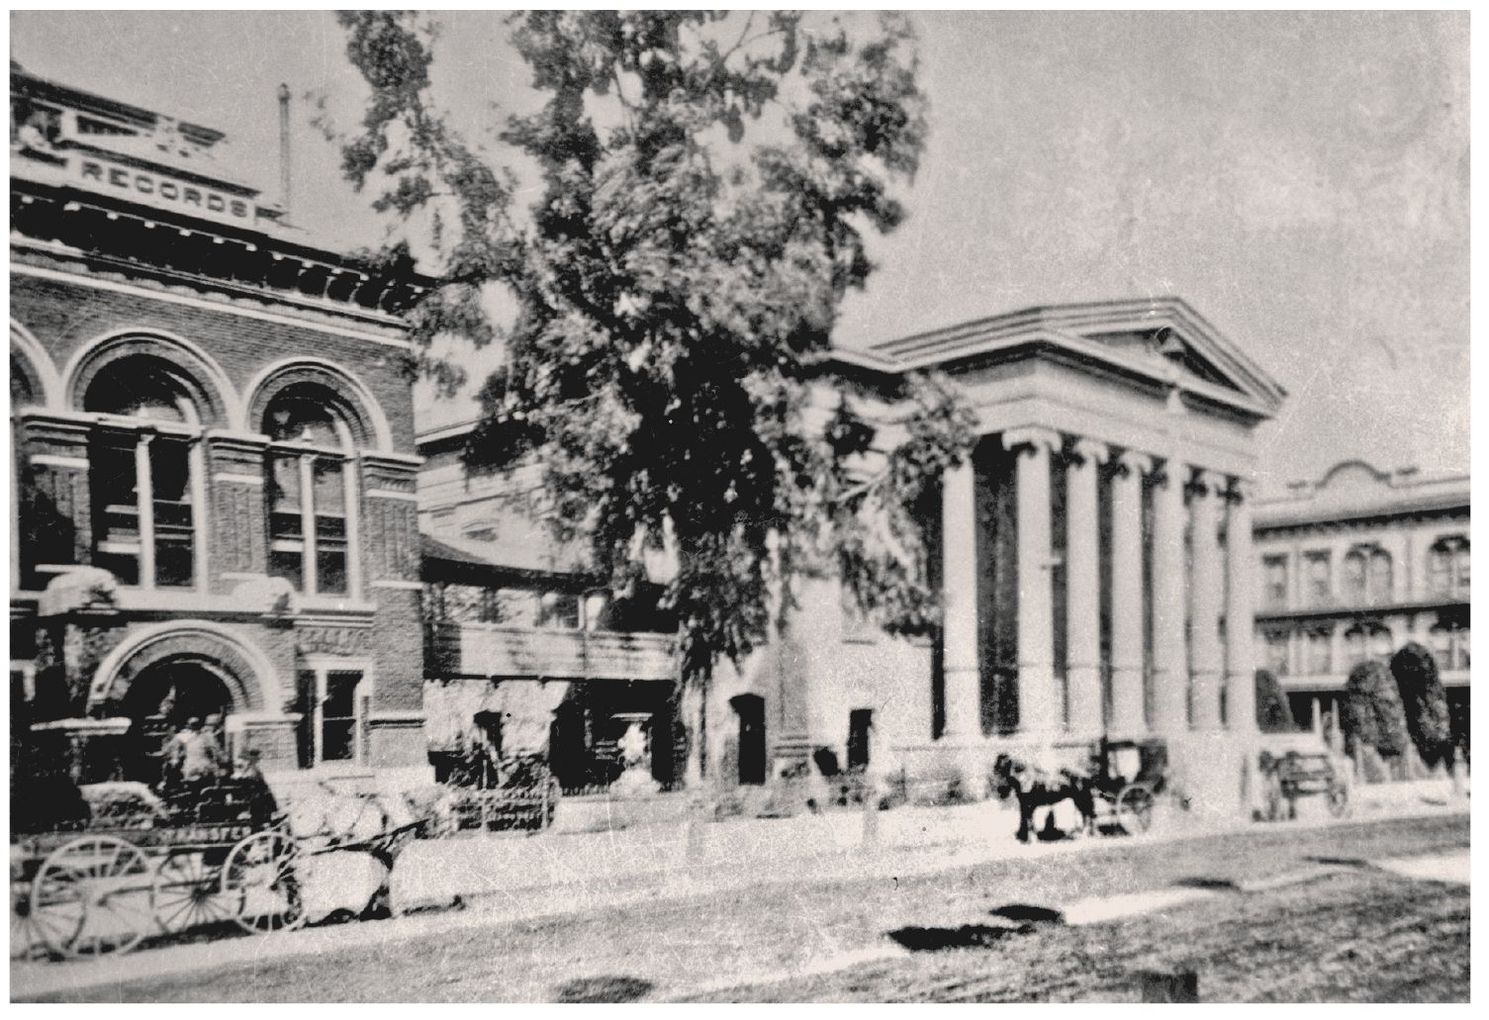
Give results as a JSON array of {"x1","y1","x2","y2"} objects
[
  {"x1": 1389, "y1": 641, "x2": 1455, "y2": 771},
  {"x1": 331, "y1": 11, "x2": 975, "y2": 781}
]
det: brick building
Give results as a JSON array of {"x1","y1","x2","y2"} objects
[
  {"x1": 9, "y1": 65, "x2": 432, "y2": 789},
  {"x1": 1252, "y1": 460, "x2": 1470, "y2": 748}
]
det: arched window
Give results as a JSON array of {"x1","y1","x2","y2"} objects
[
  {"x1": 1430, "y1": 621, "x2": 1470, "y2": 672},
  {"x1": 1343, "y1": 621, "x2": 1392, "y2": 670},
  {"x1": 263, "y1": 385, "x2": 358, "y2": 597},
  {"x1": 1428, "y1": 536, "x2": 1469, "y2": 598},
  {"x1": 1305, "y1": 627, "x2": 1333, "y2": 675},
  {"x1": 1344, "y1": 545, "x2": 1393, "y2": 605},
  {"x1": 83, "y1": 357, "x2": 203, "y2": 588}
]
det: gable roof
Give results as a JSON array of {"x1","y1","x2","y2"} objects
[{"x1": 838, "y1": 296, "x2": 1287, "y2": 421}]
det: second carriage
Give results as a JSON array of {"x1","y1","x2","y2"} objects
[{"x1": 1087, "y1": 737, "x2": 1175, "y2": 836}]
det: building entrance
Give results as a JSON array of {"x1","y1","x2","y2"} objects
[{"x1": 120, "y1": 659, "x2": 233, "y2": 786}]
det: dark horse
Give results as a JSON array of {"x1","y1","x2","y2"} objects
[{"x1": 992, "y1": 753, "x2": 1096, "y2": 843}]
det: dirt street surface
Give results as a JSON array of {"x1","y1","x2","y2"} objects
[{"x1": 21, "y1": 813, "x2": 1468, "y2": 1003}]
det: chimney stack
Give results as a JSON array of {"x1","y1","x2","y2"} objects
[{"x1": 277, "y1": 83, "x2": 291, "y2": 216}]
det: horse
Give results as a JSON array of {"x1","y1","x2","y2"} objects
[{"x1": 992, "y1": 753, "x2": 1096, "y2": 843}]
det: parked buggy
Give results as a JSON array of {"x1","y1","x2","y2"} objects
[
  {"x1": 11, "y1": 773, "x2": 426, "y2": 960},
  {"x1": 1260, "y1": 750, "x2": 1349, "y2": 821},
  {"x1": 1088, "y1": 738, "x2": 1173, "y2": 836}
]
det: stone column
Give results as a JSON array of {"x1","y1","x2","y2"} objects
[
  {"x1": 1188, "y1": 470, "x2": 1226, "y2": 730},
  {"x1": 1004, "y1": 427, "x2": 1062, "y2": 738},
  {"x1": 1225, "y1": 480, "x2": 1258, "y2": 734},
  {"x1": 1150, "y1": 457, "x2": 1189, "y2": 733},
  {"x1": 1065, "y1": 437, "x2": 1108, "y2": 738},
  {"x1": 1109, "y1": 450, "x2": 1152, "y2": 735},
  {"x1": 939, "y1": 457, "x2": 981, "y2": 741}
]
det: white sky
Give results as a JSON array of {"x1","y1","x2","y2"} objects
[{"x1": 8, "y1": 10, "x2": 1469, "y2": 496}]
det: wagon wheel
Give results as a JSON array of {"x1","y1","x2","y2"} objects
[
  {"x1": 11, "y1": 877, "x2": 49, "y2": 960},
  {"x1": 221, "y1": 831, "x2": 306, "y2": 934},
  {"x1": 154, "y1": 851, "x2": 241, "y2": 935},
  {"x1": 28, "y1": 835, "x2": 155, "y2": 958},
  {"x1": 1116, "y1": 784, "x2": 1155, "y2": 835},
  {"x1": 1327, "y1": 782, "x2": 1350, "y2": 819}
]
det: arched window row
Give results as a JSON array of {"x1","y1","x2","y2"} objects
[
  {"x1": 14, "y1": 334, "x2": 394, "y2": 598},
  {"x1": 12, "y1": 331, "x2": 393, "y2": 446}
]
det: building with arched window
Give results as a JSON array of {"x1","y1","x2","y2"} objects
[
  {"x1": 1253, "y1": 460, "x2": 1469, "y2": 749},
  {"x1": 9, "y1": 65, "x2": 433, "y2": 789}
]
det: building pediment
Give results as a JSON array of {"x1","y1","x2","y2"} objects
[{"x1": 845, "y1": 297, "x2": 1287, "y2": 422}]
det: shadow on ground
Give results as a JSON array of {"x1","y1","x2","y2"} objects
[
  {"x1": 552, "y1": 976, "x2": 655, "y2": 1002},
  {"x1": 889, "y1": 902, "x2": 1066, "y2": 952}
]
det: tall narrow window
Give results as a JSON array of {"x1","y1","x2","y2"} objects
[
  {"x1": 84, "y1": 358, "x2": 202, "y2": 589},
  {"x1": 263, "y1": 386, "x2": 357, "y2": 598},
  {"x1": 1304, "y1": 551, "x2": 1331, "y2": 606},
  {"x1": 319, "y1": 670, "x2": 363, "y2": 763}
]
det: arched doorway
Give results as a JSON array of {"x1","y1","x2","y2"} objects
[
  {"x1": 731, "y1": 694, "x2": 766, "y2": 786},
  {"x1": 120, "y1": 659, "x2": 234, "y2": 786}
]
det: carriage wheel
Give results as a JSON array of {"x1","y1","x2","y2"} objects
[
  {"x1": 1116, "y1": 785, "x2": 1155, "y2": 835},
  {"x1": 11, "y1": 878, "x2": 50, "y2": 960},
  {"x1": 1327, "y1": 782, "x2": 1351, "y2": 819},
  {"x1": 28, "y1": 835, "x2": 155, "y2": 958},
  {"x1": 154, "y1": 852, "x2": 240, "y2": 935},
  {"x1": 221, "y1": 831, "x2": 306, "y2": 934}
]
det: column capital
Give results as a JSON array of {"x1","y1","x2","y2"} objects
[
  {"x1": 1186, "y1": 467, "x2": 1229, "y2": 497},
  {"x1": 1225, "y1": 477, "x2": 1257, "y2": 504},
  {"x1": 1114, "y1": 449, "x2": 1155, "y2": 478},
  {"x1": 1002, "y1": 425, "x2": 1062, "y2": 456},
  {"x1": 1067, "y1": 437, "x2": 1111, "y2": 466}
]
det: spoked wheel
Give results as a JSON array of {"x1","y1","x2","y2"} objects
[
  {"x1": 222, "y1": 831, "x2": 305, "y2": 934},
  {"x1": 29, "y1": 835, "x2": 155, "y2": 958},
  {"x1": 1116, "y1": 784, "x2": 1155, "y2": 835},
  {"x1": 12, "y1": 877, "x2": 48, "y2": 960},
  {"x1": 1327, "y1": 782, "x2": 1351, "y2": 819},
  {"x1": 154, "y1": 851, "x2": 240, "y2": 935}
]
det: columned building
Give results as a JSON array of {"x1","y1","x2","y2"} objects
[
  {"x1": 10, "y1": 66, "x2": 432, "y2": 790},
  {"x1": 1252, "y1": 461, "x2": 1470, "y2": 748},
  {"x1": 769, "y1": 298, "x2": 1287, "y2": 813},
  {"x1": 421, "y1": 298, "x2": 1286, "y2": 817}
]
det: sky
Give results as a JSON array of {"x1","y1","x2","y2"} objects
[{"x1": 8, "y1": 10, "x2": 1469, "y2": 496}]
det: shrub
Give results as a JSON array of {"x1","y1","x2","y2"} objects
[
  {"x1": 1341, "y1": 660, "x2": 1411, "y2": 759},
  {"x1": 1254, "y1": 668, "x2": 1295, "y2": 733},
  {"x1": 1389, "y1": 642, "x2": 1455, "y2": 770}
]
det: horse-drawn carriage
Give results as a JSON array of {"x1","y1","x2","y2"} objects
[
  {"x1": 1088, "y1": 738, "x2": 1175, "y2": 836},
  {"x1": 11, "y1": 773, "x2": 426, "y2": 960},
  {"x1": 993, "y1": 737, "x2": 1176, "y2": 842}
]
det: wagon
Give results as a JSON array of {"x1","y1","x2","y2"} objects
[
  {"x1": 1261, "y1": 750, "x2": 1349, "y2": 821},
  {"x1": 1088, "y1": 738, "x2": 1172, "y2": 836},
  {"x1": 11, "y1": 777, "x2": 425, "y2": 960}
]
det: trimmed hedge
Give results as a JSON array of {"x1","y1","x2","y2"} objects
[
  {"x1": 1341, "y1": 660, "x2": 1411, "y2": 758},
  {"x1": 1254, "y1": 668, "x2": 1295, "y2": 733},
  {"x1": 1390, "y1": 641, "x2": 1456, "y2": 770}
]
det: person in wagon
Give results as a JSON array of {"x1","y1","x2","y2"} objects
[{"x1": 165, "y1": 716, "x2": 229, "y2": 796}]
